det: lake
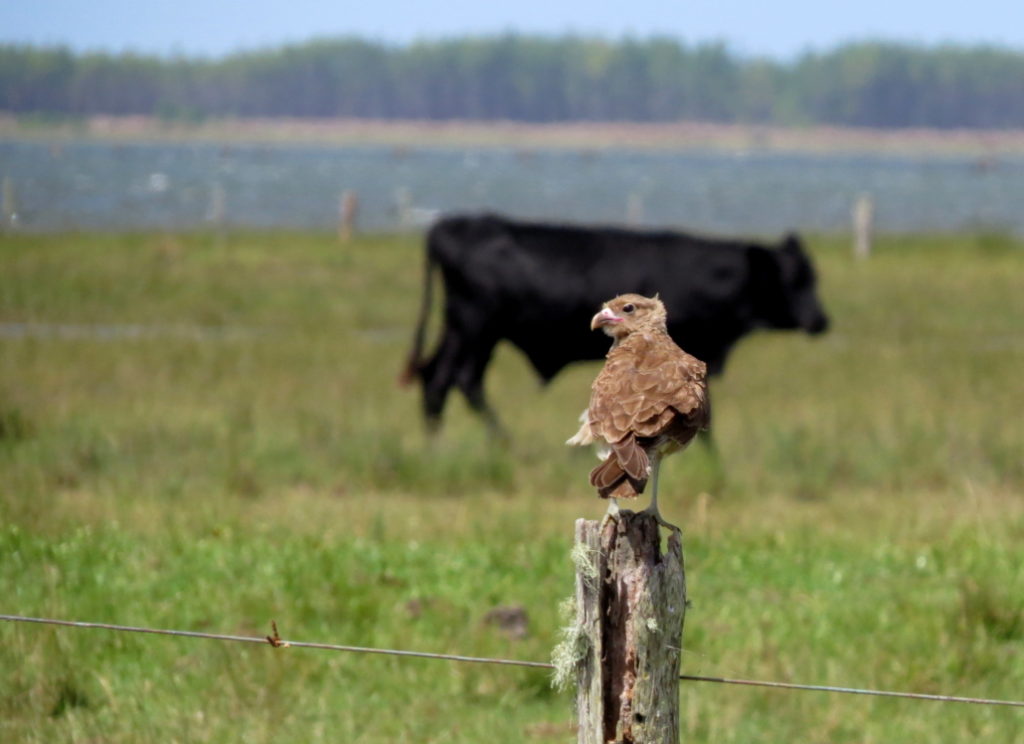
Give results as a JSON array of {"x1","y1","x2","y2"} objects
[{"x1": 1, "y1": 139, "x2": 1021, "y2": 235}]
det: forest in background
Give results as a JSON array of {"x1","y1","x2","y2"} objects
[{"x1": 2, "y1": 35, "x2": 1024, "y2": 129}]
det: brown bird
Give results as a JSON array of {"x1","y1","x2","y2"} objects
[{"x1": 567, "y1": 293, "x2": 710, "y2": 524}]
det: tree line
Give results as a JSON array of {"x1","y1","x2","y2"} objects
[{"x1": 3, "y1": 36, "x2": 1024, "y2": 128}]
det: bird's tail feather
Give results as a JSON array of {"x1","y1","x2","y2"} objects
[
  {"x1": 589, "y1": 457, "x2": 647, "y2": 499},
  {"x1": 611, "y1": 436, "x2": 649, "y2": 481}
]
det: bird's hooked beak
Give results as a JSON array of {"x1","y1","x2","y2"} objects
[{"x1": 591, "y1": 307, "x2": 622, "y2": 331}]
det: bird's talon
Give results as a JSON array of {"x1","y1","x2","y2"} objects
[
  {"x1": 600, "y1": 499, "x2": 621, "y2": 527},
  {"x1": 639, "y1": 506, "x2": 679, "y2": 532}
]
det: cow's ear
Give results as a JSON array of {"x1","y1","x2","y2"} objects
[{"x1": 782, "y1": 233, "x2": 804, "y2": 254}]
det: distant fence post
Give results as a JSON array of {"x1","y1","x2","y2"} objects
[
  {"x1": 207, "y1": 181, "x2": 227, "y2": 244},
  {"x1": 573, "y1": 511, "x2": 685, "y2": 743},
  {"x1": 395, "y1": 187, "x2": 412, "y2": 230},
  {"x1": 852, "y1": 193, "x2": 873, "y2": 260},
  {"x1": 2, "y1": 176, "x2": 16, "y2": 230},
  {"x1": 338, "y1": 189, "x2": 359, "y2": 243}
]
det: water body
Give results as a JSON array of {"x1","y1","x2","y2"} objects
[{"x1": 1, "y1": 139, "x2": 1020, "y2": 235}]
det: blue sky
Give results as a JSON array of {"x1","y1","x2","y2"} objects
[{"x1": 3, "y1": 0, "x2": 1022, "y2": 59}]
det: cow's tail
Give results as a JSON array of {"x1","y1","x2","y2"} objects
[{"x1": 399, "y1": 242, "x2": 438, "y2": 387}]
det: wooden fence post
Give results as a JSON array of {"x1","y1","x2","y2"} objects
[
  {"x1": 395, "y1": 186, "x2": 412, "y2": 230},
  {"x1": 338, "y1": 189, "x2": 358, "y2": 243},
  {"x1": 2, "y1": 176, "x2": 16, "y2": 230},
  {"x1": 852, "y1": 193, "x2": 873, "y2": 260},
  {"x1": 573, "y1": 510, "x2": 686, "y2": 743},
  {"x1": 207, "y1": 181, "x2": 227, "y2": 246}
]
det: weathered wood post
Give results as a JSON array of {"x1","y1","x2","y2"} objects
[
  {"x1": 207, "y1": 181, "x2": 227, "y2": 247},
  {"x1": 573, "y1": 510, "x2": 686, "y2": 744},
  {"x1": 207, "y1": 181, "x2": 226, "y2": 225},
  {"x1": 338, "y1": 189, "x2": 358, "y2": 243},
  {"x1": 852, "y1": 193, "x2": 873, "y2": 260},
  {"x1": 2, "y1": 176, "x2": 16, "y2": 230},
  {"x1": 394, "y1": 186, "x2": 412, "y2": 230}
]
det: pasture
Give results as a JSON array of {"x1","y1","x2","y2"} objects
[{"x1": 1, "y1": 229, "x2": 1022, "y2": 742}]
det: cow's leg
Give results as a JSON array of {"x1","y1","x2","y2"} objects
[
  {"x1": 461, "y1": 379, "x2": 508, "y2": 440},
  {"x1": 418, "y1": 329, "x2": 464, "y2": 433},
  {"x1": 455, "y1": 338, "x2": 507, "y2": 439},
  {"x1": 697, "y1": 428, "x2": 725, "y2": 489},
  {"x1": 697, "y1": 428, "x2": 716, "y2": 452}
]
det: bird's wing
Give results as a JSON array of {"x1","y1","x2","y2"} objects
[{"x1": 589, "y1": 332, "x2": 709, "y2": 445}]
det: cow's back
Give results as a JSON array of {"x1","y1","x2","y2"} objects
[{"x1": 423, "y1": 214, "x2": 821, "y2": 379}]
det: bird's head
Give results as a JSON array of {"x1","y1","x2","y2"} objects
[{"x1": 591, "y1": 293, "x2": 668, "y2": 339}]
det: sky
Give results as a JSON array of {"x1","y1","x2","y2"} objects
[{"x1": 2, "y1": 0, "x2": 1023, "y2": 60}]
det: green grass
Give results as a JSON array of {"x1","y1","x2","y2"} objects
[{"x1": 1, "y1": 229, "x2": 1023, "y2": 742}]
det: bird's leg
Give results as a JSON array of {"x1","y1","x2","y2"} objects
[
  {"x1": 600, "y1": 497, "x2": 620, "y2": 528},
  {"x1": 645, "y1": 453, "x2": 663, "y2": 519},
  {"x1": 641, "y1": 452, "x2": 677, "y2": 530}
]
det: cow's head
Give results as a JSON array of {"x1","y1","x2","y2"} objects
[{"x1": 752, "y1": 235, "x2": 830, "y2": 334}]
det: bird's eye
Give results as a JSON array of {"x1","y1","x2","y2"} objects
[{"x1": 622, "y1": 303, "x2": 635, "y2": 313}]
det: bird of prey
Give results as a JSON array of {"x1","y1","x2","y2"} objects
[{"x1": 567, "y1": 293, "x2": 710, "y2": 524}]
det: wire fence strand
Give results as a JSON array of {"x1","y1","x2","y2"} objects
[{"x1": 3, "y1": 613, "x2": 1023, "y2": 708}]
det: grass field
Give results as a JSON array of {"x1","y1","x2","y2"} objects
[{"x1": 1, "y1": 228, "x2": 1023, "y2": 742}]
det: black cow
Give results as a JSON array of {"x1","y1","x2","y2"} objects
[{"x1": 401, "y1": 213, "x2": 829, "y2": 433}]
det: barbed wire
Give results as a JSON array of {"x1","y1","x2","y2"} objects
[
  {"x1": 674, "y1": 673, "x2": 1024, "y2": 707},
  {"x1": 0, "y1": 614, "x2": 550, "y2": 669},
  {"x1": 3, "y1": 613, "x2": 1023, "y2": 708}
]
